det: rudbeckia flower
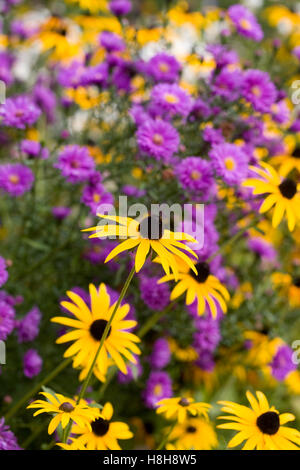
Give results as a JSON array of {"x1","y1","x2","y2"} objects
[
  {"x1": 70, "y1": 402, "x2": 133, "y2": 450},
  {"x1": 51, "y1": 283, "x2": 141, "y2": 379},
  {"x1": 27, "y1": 392, "x2": 100, "y2": 435},
  {"x1": 242, "y1": 162, "x2": 300, "y2": 231},
  {"x1": 156, "y1": 397, "x2": 211, "y2": 423},
  {"x1": 158, "y1": 261, "x2": 230, "y2": 318},
  {"x1": 218, "y1": 390, "x2": 300, "y2": 450},
  {"x1": 83, "y1": 214, "x2": 198, "y2": 278},
  {"x1": 168, "y1": 417, "x2": 218, "y2": 450}
]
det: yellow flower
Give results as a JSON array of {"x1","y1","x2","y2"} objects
[
  {"x1": 156, "y1": 397, "x2": 211, "y2": 423},
  {"x1": 66, "y1": 0, "x2": 108, "y2": 13},
  {"x1": 27, "y1": 392, "x2": 99, "y2": 435},
  {"x1": 83, "y1": 214, "x2": 198, "y2": 278},
  {"x1": 159, "y1": 261, "x2": 230, "y2": 318},
  {"x1": 71, "y1": 402, "x2": 133, "y2": 450},
  {"x1": 51, "y1": 284, "x2": 141, "y2": 379},
  {"x1": 168, "y1": 416, "x2": 218, "y2": 450},
  {"x1": 244, "y1": 331, "x2": 282, "y2": 368},
  {"x1": 242, "y1": 161, "x2": 300, "y2": 231},
  {"x1": 218, "y1": 390, "x2": 300, "y2": 450}
]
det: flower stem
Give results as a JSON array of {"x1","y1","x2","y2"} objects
[
  {"x1": 157, "y1": 421, "x2": 176, "y2": 450},
  {"x1": 4, "y1": 358, "x2": 72, "y2": 422}
]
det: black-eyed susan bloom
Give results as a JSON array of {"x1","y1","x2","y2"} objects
[
  {"x1": 218, "y1": 390, "x2": 300, "y2": 450},
  {"x1": 158, "y1": 261, "x2": 230, "y2": 317},
  {"x1": 168, "y1": 416, "x2": 218, "y2": 450},
  {"x1": 242, "y1": 162, "x2": 300, "y2": 231},
  {"x1": 27, "y1": 392, "x2": 100, "y2": 435},
  {"x1": 156, "y1": 397, "x2": 211, "y2": 423},
  {"x1": 70, "y1": 402, "x2": 133, "y2": 450},
  {"x1": 82, "y1": 214, "x2": 198, "y2": 278},
  {"x1": 51, "y1": 283, "x2": 141, "y2": 379}
]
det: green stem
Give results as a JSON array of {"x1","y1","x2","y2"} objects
[
  {"x1": 4, "y1": 358, "x2": 72, "y2": 422},
  {"x1": 157, "y1": 421, "x2": 176, "y2": 450}
]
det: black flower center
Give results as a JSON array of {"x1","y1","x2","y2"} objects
[
  {"x1": 59, "y1": 402, "x2": 74, "y2": 413},
  {"x1": 138, "y1": 216, "x2": 164, "y2": 240},
  {"x1": 186, "y1": 425, "x2": 197, "y2": 434},
  {"x1": 292, "y1": 147, "x2": 300, "y2": 159},
  {"x1": 256, "y1": 411, "x2": 280, "y2": 435},
  {"x1": 293, "y1": 277, "x2": 300, "y2": 288},
  {"x1": 89, "y1": 319, "x2": 111, "y2": 341},
  {"x1": 91, "y1": 417, "x2": 110, "y2": 437},
  {"x1": 190, "y1": 262, "x2": 210, "y2": 283},
  {"x1": 279, "y1": 179, "x2": 297, "y2": 199},
  {"x1": 179, "y1": 398, "x2": 190, "y2": 407}
]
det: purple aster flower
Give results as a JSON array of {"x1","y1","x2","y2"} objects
[
  {"x1": 122, "y1": 184, "x2": 146, "y2": 198},
  {"x1": 81, "y1": 63, "x2": 109, "y2": 88},
  {"x1": 129, "y1": 104, "x2": 150, "y2": 126},
  {"x1": 81, "y1": 181, "x2": 114, "y2": 215},
  {"x1": 109, "y1": 0, "x2": 132, "y2": 16},
  {"x1": 16, "y1": 306, "x2": 41, "y2": 343},
  {"x1": 0, "y1": 257, "x2": 8, "y2": 287},
  {"x1": 189, "y1": 98, "x2": 211, "y2": 121},
  {"x1": 206, "y1": 44, "x2": 239, "y2": 68},
  {"x1": 57, "y1": 61, "x2": 86, "y2": 88},
  {"x1": 192, "y1": 315, "x2": 221, "y2": 353},
  {"x1": 271, "y1": 100, "x2": 291, "y2": 125},
  {"x1": 212, "y1": 68, "x2": 243, "y2": 101},
  {"x1": 117, "y1": 356, "x2": 142, "y2": 384},
  {"x1": 209, "y1": 143, "x2": 248, "y2": 186},
  {"x1": 140, "y1": 276, "x2": 170, "y2": 311},
  {"x1": 248, "y1": 237, "x2": 277, "y2": 261},
  {"x1": 0, "y1": 164, "x2": 34, "y2": 197},
  {"x1": 270, "y1": 345, "x2": 297, "y2": 381},
  {"x1": 292, "y1": 46, "x2": 300, "y2": 61},
  {"x1": 149, "y1": 338, "x2": 171, "y2": 369},
  {"x1": 242, "y1": 69, "x2": 277, "y2": 113},
  {"x1": 0, "y1": 300, "x2": 15, "y2": 341},
  {"x1": 136, "y1": 119, "x2": 180, "y2": 162},
  {"x1": 0, "y1": 52, "x2": 14, "y2": 86},
  {"x1": 150, "y1": 83, "x2": 193, "y2": 118},
  {"x1": 0, "y1": 418, "x2": 21, "y2": 450},
  {"x1": 143, "y1": 371, "x2": 172, "y2": 408},
  {"x1": 23, "y1": 349, "x2": 42, "y2": 378},
  {"x1": 99, "y1": 31, "x2": 125, "y2": 52},
  {"x1": 202, "y1": 126, "x2": 224, "y2": 145},
  {"x1": 176, "y1": 157, "x2": 214, "y2": 194},
  {"x1": 228, "y1": 4, "x2": 263, "y2": 42},
  {"x1": 20, "y1": 140, "x2": 49, "y2": 159},
  {"x1": 147, "y1": 53, "x2": 181, "y2": 83},
  {"x1": 84, "y1": 238, "x2": 119, "y2": 268},
  {"x1": 195, "y1": 350, "x2": 215, "y2": 372},
  {"x1": 52, "y1": 206, "x2": 71, "y2": 220},
  {"x1": 55, "y1": 145, "x2": 95, "y2": 184},
  {"x1": 0, "y1": 95, "x2": 41, "y2": 129}
]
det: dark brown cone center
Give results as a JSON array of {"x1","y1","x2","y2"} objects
[{"x1": 256, "y1": 411, "x2": 280, "y2": 435}]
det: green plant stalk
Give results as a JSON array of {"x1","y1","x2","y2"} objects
[
  {"x1": 4, "y1": 357, "x2": 72, "y2": 422},
  {"x1": 157, "y1": 421, "x2": 176, "y2": 450}
]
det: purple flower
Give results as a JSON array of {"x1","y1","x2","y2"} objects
[
  {"x1": 212, "y1": 68, "x2": 242, "y2": 101},
  {"x1": 16, "y1": 306, "x2": 41, "y2": 343},
  {"x1": 81, "y1": 63, "x2": 109, "y2": 88},
  {"x1": 176, "y1": 157, "x2": 214, "y2": 193},
  {"x1": 33, "y1": 83, "x2": 56, "y2": 123},
  {"x1": 147, "y1": 53, "x2": 181, "y2": 83},
  {"x1": 271, "y1": 100, "x2": 291, "y2": 125},
  {"x1": 140, "y1": 276, "x2": 170, "y2": 311},
  {"x1": 195, "y1": 350, "x2": 215, "y2": 372},
  {"x1": 143, "y1": 371, "x2": 172, "y2": 408},
  {"x1": 149, "y1": 338, "x2": 171, "y2": 369},
  {"x1": 292, "y1": 46, "x2": 300, "y2": 61},
  {"x1": 84, "y1": 239, "x2": 119, "y2": 268},
  {"x1": 228, "y1": 4, "x2": 263, "y2": 42},
  {"x1": 209, "y1": 143, "x2": 248, "y2": 186},
  {"x1": 23, "y1": 349, "x2": 42, "y2": 378},
  {"x1": 20, "y1": 140, "x2": 49, "y2": 159},
  {"x1": 202, "y1": 126, "x2": 224, "y2": 145},
  {"x1": 136, "y1": 119, "x2": 180, "y2": 162},
  {"x1": 248, "y1": 237, "x2": 277, "y2": 261},
  {"x1": 57, "y1": 61, "x2": 86, "y2": 88},
  {"x1": 206, "y1": 44, "x2": 239, "y2": 68},
  {"x1": 0, "y1": 418, "x2": 21, "y2": 450},
  {"x1": 122, "y1": 185, "x2": 146, "y2": 197},
  {"x1": 109, "y1": 0, "x2": 132, "y2": 16},
  {"x1": 55, "y1": 145, "x2": 95, "y2": 184},
  {"x1": 0, "y1": 95, "x2": 41, "y2": 129},
  {"x1": 150, "y1": 83, "x2": 193, "y2": 118},
  {"x1": 0, "y1": 257, "x2": 8, "y2": 287},
  {"x1": 0, "y1": 52, "x2": 14, "y2": 86},
  {"x1": 0, "y1": 300, "x2": 15, "y2": 341},
  {"x1": 52, "y1": 206, "x2": 71, "y2": 220},
  {"x1": 0, "y1": 164, "x2": 34, "y2": 197},
  {"x1": 193, "y1": 315, "x2": 221, "y2": 353},
  {"x1": 270, "y1": 345, "x2": 297, "y2": 381},
  {"x1": 81, "y1": 181, "x2": 114, "y2": 215},
  {"x1": 242, "y1": 69, "x2": 277, "y2": 113},
  {"x1": 99, "y1": 31, "x2": 125, "y2": 52}
]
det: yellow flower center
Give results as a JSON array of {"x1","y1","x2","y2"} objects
[
  {"x1": 159, "y1": 63, "x2": 169, "y2": 72},
  {"x1": 240, "y1": 19, "x2": 252, "y2": 31},
  {"x1": 224, "y1": 157, "x2": 236, "y2": 171},
  {"x1": 190, "y1": 170, "x2": 201, "y2": 180},
  {"x1": 93, "y1": 193, "x2": 101, "y2": 203},
  {"x1": 164, "y1": 93, "x2": 178, "y2": 104},
  {"x1": 154, "y1": 384, "x2": 162, "y2": 396},
  {"x1": 251, "y1": 86, "x2": 261, "y2": 97},
  {"x1": 153, "y1": 133, "x2": 164, "y2": 145},
  {"x1": 9, "y1": 174, "x2": 20, "y2": 184}
]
